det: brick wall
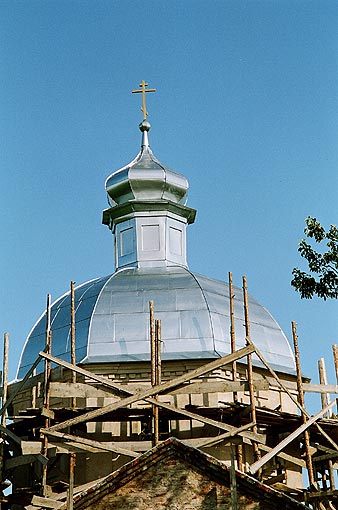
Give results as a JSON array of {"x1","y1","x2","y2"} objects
[{"x1": 81, "y1": 453, "x2": 261, "y2": 510}]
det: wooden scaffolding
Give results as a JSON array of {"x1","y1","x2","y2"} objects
[{"x1": 1, "y1": 274, "x2": 338, "y2": 510}]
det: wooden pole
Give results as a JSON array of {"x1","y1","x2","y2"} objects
[
  {"x1": 331, "y1": 347, "x2": 338, "y2": 495},
  {"x1": 318, "y1": 358, "x2": 331, "y2": 419},
  {"x1": 317, "y1": 357, "x2": 335, "y2": 490},
  {"x1": 69, "y1": 281, "x2": 76, "y2": 509},
  {"x1": 1, "y1": 333, "x2": 9, "y2": 429},
  {"x1": 291, "y1": 322, "x2": 315, "y2": 487},
  {"x1": 333, "y1": 344, "x2": 338, "y2": 416},
  {"x1": 149, "y1": 301, "x2": 158, "y2": 446},
  {"x1": 153, "y1": 329, "x2": 159, "y2": 446},
  {"x1": 153, "y1": 319, "x2": 162, "y2": 446},
  {"x1": 41, "y1": 294, "x2": 52, "y2": 496},
  {"x1": 230, "y1": 443, "x2": 238, "y2": 510},
  {"x1": 229, "y1": 272, "x2": 243, "y2": 471},
  {"x1": 155, "y1": 319, "x2": 162, "y2": 386},
  {"x1": 333, "y1": 345, "x2": 338, "y2": 381},
  {"x1": 0, "y1": 332, "x2": 9, "y2": 495},
  {"x1": 70, "y1": 281, "x2": 76, "y2": 408},
  {"x1": 242, "y1": 276, "x2": 261, "y2": 477},
  {"x1": 43, "y1": 294, "x2": 52, "y2": 408},
  {"x1": 228, "y1": 272, "x2": 238, "y2": 401},
  {"x1": 149, "y1": 301, "x2": 156, "y2": 388},
  {"x1": 67, "y1": 452, "x2": 76, "y2": 510},
  {"x1": 31, "y1": 369, "x2": 37, "y2": 409}
]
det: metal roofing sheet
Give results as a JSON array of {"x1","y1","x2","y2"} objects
[{"x1": 17, "y1": 267, "x2": 296, "y2": 379}]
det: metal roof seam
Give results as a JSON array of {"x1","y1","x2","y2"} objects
[
  {"x1": 185, "y1": 269, "x2": 219, "y2": 357},
  {"x1": 86, "y1": 273, "x2": 116, "y2": 364}
]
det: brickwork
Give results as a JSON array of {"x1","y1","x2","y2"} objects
[
  {"x1": 72, "y1": 439, "x2": 307, "y2": 510},
  {"x1": 81, "y1": 454, "x2": 260, "y2": 510}
]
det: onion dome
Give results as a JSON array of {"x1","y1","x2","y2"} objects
[{"x1": 105, "y1": 121, "x2": 189, "y2": 207}]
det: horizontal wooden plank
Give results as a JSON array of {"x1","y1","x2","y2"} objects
[
  {"x1": 303, "y1": 383, "x2": 338, "y2": 394},
  {"x1": 25, "y1": 437, "x2": 246, "y2": 455},
  {"x1": 313, "y1": 452, "x2": 338, "y2": 463},
  {"x1": 268, "y1": 374, "x2": 338, "y2": 394},
  {"x1": 22, "y1": 441, "x2": 44, "y2": 455},
  {"x1": 49, "y1": 380, "x2": 270, "y2": 399},
  {"x1": 49, "y1": 379, "x2": 270, "y2": 399},
  {"x1": 40, "y1": 429, "x2": 140, "y2": 458},
  {"x1": 21, "y1": 441, "x2": 65, "y2": 456},
  {"x1": 49, "y1": 382, "x2": 118, "y2": 399},
  {"x1": 31, "y1": 495, "x2": 63, "y2": 509},
  {"x1": 52, "y1": 442, "x2": 102, "y2": 454},
  {"x1": 21, "y1": 434, "x2": 306, "y2": 469},
  {"x1": 307, "y1": 489, "x2": 338, "y2": 499},
  {"x1": 170, "y1": 379, "x2": 269, "y2": 395},
  {"x1": 22, "y1": 440, "x2": 104, "y2": 455},
  {"x1": 271, "y1": 482, "x2": 303, "y2": 495},
  {"x1": 263, "y1": 473, "x2": 285, "y2": 486}
]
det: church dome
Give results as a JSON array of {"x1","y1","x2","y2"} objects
[
  {"x1": 105, "y1": 121, "x2": 189, "y2": 207},
  {"x1": 17, "y1": 266, "x2": 296, "y2": 379},
  {"x1": 16, "y1": 83, "x2": 296, "y2": 380}
]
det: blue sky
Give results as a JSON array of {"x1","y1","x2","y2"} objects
[{"x1": 1, "y1": 0, "x2": 337, "y2": 408}]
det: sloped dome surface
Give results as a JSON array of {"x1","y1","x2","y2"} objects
[{"x1": 17, "y1": 267, "x2": 295, "y2": 379}]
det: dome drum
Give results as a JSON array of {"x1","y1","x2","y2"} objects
[
  {"x1": 103, "y1": 201, "x2": 197, "y2": 270},
  {"x1": 114, "y1": 213, "x2": 188, "y2": 269}
]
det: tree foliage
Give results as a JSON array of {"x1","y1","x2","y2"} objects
[{"x1": 291, "y1": 217, "x2": 338, "y2": 300}]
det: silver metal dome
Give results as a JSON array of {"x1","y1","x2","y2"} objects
[
  {"x1": 17, "y1": 266, "x2": 296, "y2": 379},
  {"x1": 17, "y1": 102, "x2": 296, "y2": 380},
  {"x1": 105, "y1": 123, "x2": 189, "y2": 207}
]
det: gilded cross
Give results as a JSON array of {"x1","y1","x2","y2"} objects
[{"x1": 132, "y1": 80, "x2": 156, "y2": 121}]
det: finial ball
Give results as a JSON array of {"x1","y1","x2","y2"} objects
[{"x1": 139, "y1": 120, "x2": 151, "y2": 132}]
